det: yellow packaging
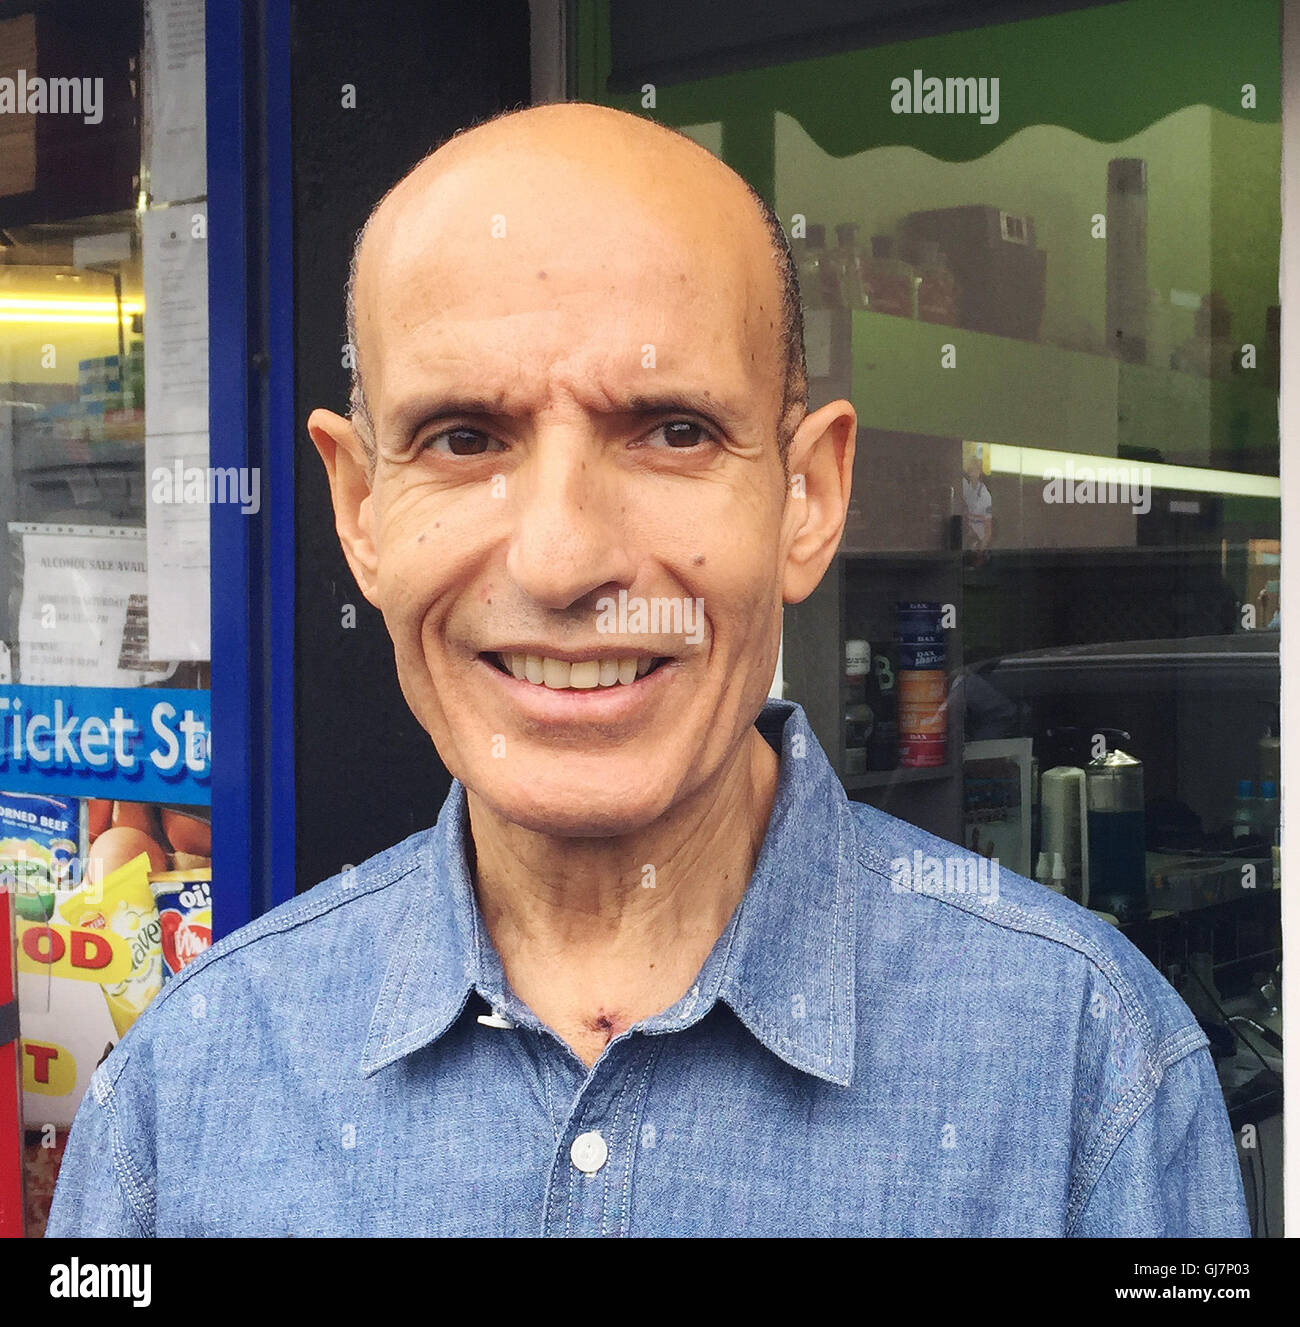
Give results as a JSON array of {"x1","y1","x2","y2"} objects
[{"x1": 58, "y1": 852, "x2": 163, "y2": 1037}]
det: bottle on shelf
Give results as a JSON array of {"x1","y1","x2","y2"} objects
[
  {"x1": 896, "y1": 603, "x2": 946, "y2": 769},
  {"x1": 1041, "y1": 765, "x2": 1087, "y2": 904},
  {"x1": 1030, "y1": 756, "x2": 1041, "y2": 867},
  {"x1": 864, "y1": 641, "x2": 898, "y2": 772},
  {"x1": 1230, "y1": 778, "x2": 1258, "y2": 845},
  {"x1": 1258, "y1": 706, "x2": 1280, "y2": 790},
  {"x1": 1034, "y1": 850, "x2": 1067, "y2": 896},
  {"x1": 1105, "y1": 157, "x2": 1149, "y2": 365},
  {"x1": 1256, "y1": 779, "x2": 1280, "y2": 888},
  {"x1": 1084, "y1": 748, "x2": 1148, "y2": 921},
  {"x1": 1172, "y1": 291, "x2": 1234, "y2": 379},
  {"x1": 843, "y1": 639, "x2": 873, "y2": 776},
  {"x1": 794, "y1": 224, "x2": 842, "y2": 309},
  {"x1": 1257, "y1": 779, "x2": 1280, "y2": 841},
  {"x1": 906, "y1": 239, "x2": 960, "y2": 324},
  {"x1": 830, "y1": 223, "x2": 870, "y2": 310},
  {"x1": 126, "y1": 339, "x2": 145, "y2": 411},
  {"x1": 861, "y1": 235, "x2": 919, "y2": 318}
]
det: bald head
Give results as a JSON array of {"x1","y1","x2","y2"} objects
[
  {"x1": 342, "y1": 102, "x2": 806, "y2": 473},
  {"x1": 307, "y1": 102, "x2": 857, "y2": 838}
]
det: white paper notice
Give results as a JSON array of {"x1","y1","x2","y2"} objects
[
  {"x1": 144, "y1": 0, "x2": 207, "y2": 204},
  {"x1": 11, "y1": 524, "x2": 174, "y2": 687},
  {"x1": 144, "y1": 203, "x2": 210, "y2": 660},
  {"x1": 145, "y1": 432, "x2": 211, "y2": 660},
  {"x1": 143, "y1": 205, "x2": 208, "y2": 438}
]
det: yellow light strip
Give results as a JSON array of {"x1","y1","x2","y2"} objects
[
  {"x1": 0, "y1": 297, "x2": 144, "y2": 314},
  {"x1": 0, "y1": 312, "x2": 138, "y2": 326},
  {"x1": 985, "y1": 442, "x2": 1280, "y2": 500}
]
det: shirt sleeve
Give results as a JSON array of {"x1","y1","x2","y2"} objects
[
  {"x1": 44, "y1": 1046, "x2": 156, "y2": 1238},
  {"x1": 1069, "y1": 1045, "x2": 1251, "y2": 1237}
]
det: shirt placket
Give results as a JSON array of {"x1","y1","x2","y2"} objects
[{"x1": 540, "y1": 1035, "x2": 659, "y2": 1238}]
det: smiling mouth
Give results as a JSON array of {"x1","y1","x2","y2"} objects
[{"x1": 483, "y1": 652, "x2": 668, "y2": 690}]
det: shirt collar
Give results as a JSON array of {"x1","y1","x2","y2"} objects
[{"x1": 360, "y1": 700, "x2": 857, "y2": 1087}]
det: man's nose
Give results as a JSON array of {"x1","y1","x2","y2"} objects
[{"x1": 503, "y1": 434, "x2": 637, "y2": 610}]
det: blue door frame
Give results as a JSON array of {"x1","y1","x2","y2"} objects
[{"x1": 206, "y1": 0, "x2": 296, "y2": 935}]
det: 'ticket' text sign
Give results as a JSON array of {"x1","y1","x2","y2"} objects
[{"x1": 0, "y1": 685, "x2": 211, "y2": 805}]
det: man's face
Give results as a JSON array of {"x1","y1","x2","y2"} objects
[{"x1": 315, "y1": 127, "x2": 848, "y2": 838}]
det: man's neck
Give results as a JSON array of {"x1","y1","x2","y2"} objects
[{"x1": 465, "y1": 727, "x2": 781, "y2": 1066}]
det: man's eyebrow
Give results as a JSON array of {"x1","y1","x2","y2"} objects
[
  {"x1": 387, "y1": 388, "x2": 747, "y2": 441},
  {"x1": 620, "y1": 391, "x2": 746, "y2": 429},
  {"x1": 388, "y1": 393, "x2": 513, "y2": 441}
]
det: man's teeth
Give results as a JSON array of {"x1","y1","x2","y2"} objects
[{"x1": 500, "y1": 654, "x2": 657, "y2": 689}]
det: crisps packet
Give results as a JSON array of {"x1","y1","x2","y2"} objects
[
  {"x1": 58, "y1": 852, "x2": 163, "y2": 1037},
  {"x1": 0, "y1": 791, "x2": 80, "y2": 922},
  {"x1": 148, "y1": 869, "x2": 213, "y2": 981}
]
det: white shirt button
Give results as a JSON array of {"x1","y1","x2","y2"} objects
[{"x1": 570, "y1": 1130, "x2": 608, "y2": 1175}]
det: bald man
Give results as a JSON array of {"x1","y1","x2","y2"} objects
[{"x1": 49, "y1": 104, "x2": 1248, "y2": 1237}]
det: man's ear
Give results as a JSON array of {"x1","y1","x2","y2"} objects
[
  {"x1": 307, "y1": 409, "x2": 382, "y2": 608},
  {"x1": 780, "y1": 399, "x2": 856, "y2": 605}
]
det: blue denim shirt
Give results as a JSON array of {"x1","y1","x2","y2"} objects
[{"x1": 47, "y1": 700, "x2": 1248, "y2": 1237}]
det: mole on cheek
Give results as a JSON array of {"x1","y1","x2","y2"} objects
[{"x1": 692, "y1": 554, "x2": 705, "y2": 567}]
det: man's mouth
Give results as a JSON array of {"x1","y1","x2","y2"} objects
[{"x1": 483, "y1": 652, "x2": 667, "y2": 690}]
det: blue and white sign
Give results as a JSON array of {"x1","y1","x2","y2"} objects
[{"x1": 0, "y1": 685, "x2": 211, "y2": 805}]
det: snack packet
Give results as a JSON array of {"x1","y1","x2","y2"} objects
[
  {"x1": 58, "y1": 852, "x2": 163, "y2": 1037},
  {"x1": 0, "y1": 791, "x2": 79, "y2": 922},
  {"x1": 148, "y1": 869, "x2": 213, "y2": 981}
]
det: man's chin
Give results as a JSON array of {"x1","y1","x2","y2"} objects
[{"x1": 464, "y1": 760, "x2": 679, "y2": 839}]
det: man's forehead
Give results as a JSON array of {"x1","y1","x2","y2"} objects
[
  {"x1": 361, "y1": 105, "x2": 759, "y2": 266},
  {"x1": 354, "y1": 142, "x2": 782, "y2": 425},
  {"x1": 362, "y1": 150, "x2": 757, "y2": 304},
  {"x1": 379, "y1": 313, "x2": 758, "y2": 438},
  {"x1": 353, "y1": 114, "x2": 782, "y2": 348}
]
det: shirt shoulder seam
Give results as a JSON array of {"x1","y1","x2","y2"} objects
[
  {"x1": 1064, "y1": 1035, "x2": 1212, "y2": 1233},
  {"x1": 855, "y1": 843, "x2": 1176, "y2": 1056}
]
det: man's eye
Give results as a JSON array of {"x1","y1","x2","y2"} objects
[
  {"x1": 645, "y1": 420, "x2": 714, "y2": 449},
  {"x1": 420, "y1": 428, "x2": 502, "y2": 456}
]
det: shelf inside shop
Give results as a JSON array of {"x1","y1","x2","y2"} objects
[
  {"x1": 838, "y1": 547, "x2": 961, "y2": 563},
  {"x1": 985, "y1": 544, "x2": 1236, "y2": 561},
  {"x1": 843, "y1": 762, "x2": 955, "y2": 791},
  {"x1": 848, "y1": 311, "x2": 1278, "y2": 470},
  {"x1": 17, "y1": 439, "x2": 144, "y2": 471},
  {"x1": 976, "y1": 632, "x2": 1278, "y2": 695},
  {"x1": 1119, "y1": 889, "x2": 1281, "y2": 976}
]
